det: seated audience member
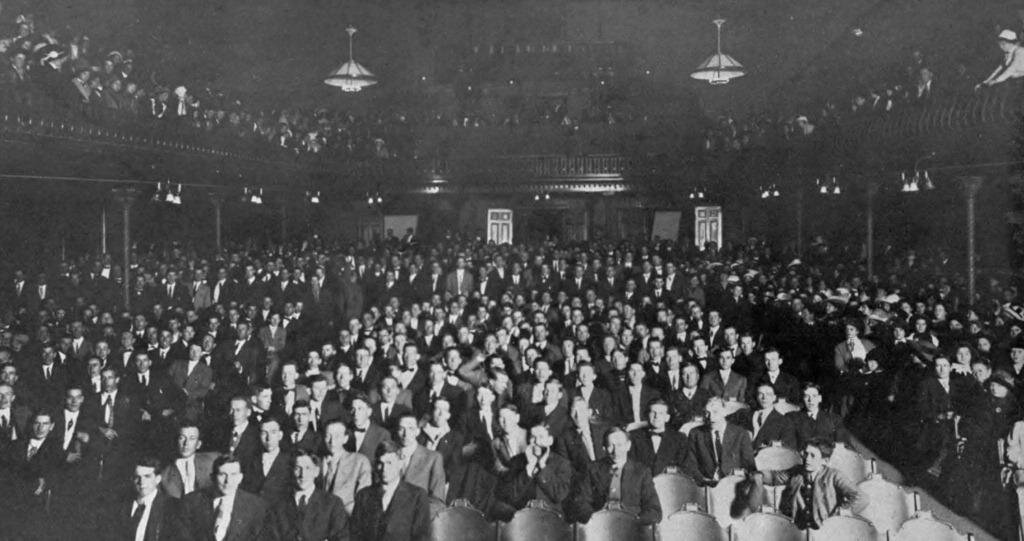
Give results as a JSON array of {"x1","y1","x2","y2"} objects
[
  {"x1": 168, "y1": 343, "x2": 213, "y2": 423},
  {"x1": 419, "y1": 396, "x2": 465, "y2": 486},
  {"x1": 629, "y1": 398, "x2": 689, "y2": 475},
  {"x1": 160, "y1": 423, "x2": 216, "y2": 498},
  {"x1": 104, "y1": 457, "x2": 183, "y2": 541},
  {"x1": 668, "y1": 362, "x2": 713, "y2": 429},
  {"x1": 395, "y1": 413, "x2": 446, "y2": 501},
  {"x1": 557, "y1": 395, "x2": 609, "y2": 473},
  {"x1": 372, "y1": 375, "x2": 412, "y2": 432},
  {"x1": 287, "y1": 400, "x2": 323, "y2": 454},
  {"x1": 733, "y1": 383, "x2": 797, "y2": 450},
  {"x1": 0, "y1": 410, "x2": 62, "y2": 535},
  {"x1": 308, "y1": 375, "x2": 348, "y2": 431},
  {"x1": 241, "y1": 417, "x2": 294, "y2": 505},
  {"x1": 351, "y1": 440, "x2": 431, "y2": 541},
  {"x1": 500, "y1": 423, "x2": 573, "y2": 514},
  {"x1": 570, "y1": 361, "x2": 616, "y2": 423},
  {"x1": 181, "y1": 454, "x2": 268, "y2": 541},
  {"x1": 685, "y1": 397, "x2": 755, "y2": 485},
  {"x1": 570, "y1": 427, "x2": 662, "y2": 525},
  {"x1": 758, "y1": 438, "x2": 869, "y2": 529},
  {"x1": 526, "y1": 379, "x2": 571, "y2": 437},
  {"x1": 493, "y1": 403, "x2": 528, "y2": 476},
  {"x1": 619, "y1": 361, "x2": 661, "y2": 431},
  {"x1": 788, "y1": 383, "x2": 850, "y2": 448},
  {"x1": 321, "y1": 419, "x2": 373, "y2": 514},
  {"x1": 346, "y1": 392, "x2": 392, "y2": 459},
  {"x1": 700, "y1": 348, "x2": 747, "y2": 402},
  {"x1": 748, "y1": 348, "x2": 800, "y2": 405},
  {"x1": 267, "y1": 449, "x2": 349, "y2": 541}
]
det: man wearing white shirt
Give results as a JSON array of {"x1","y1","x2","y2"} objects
[
  {"x1": 266, "y1": 450, "x2": 348, "y2": 540},
  {"x1": 60, "y1": 386, "x2": 85, "y2": 452},
  {"x1": 161, "y1": 424, "x2": 216, "y2": 498},
  {"x1": 108, "y1": 457, "x2": 182, "y2": 541},
  {"x1": 181, "y1": 455, "x2": 267, "y2": 541}
]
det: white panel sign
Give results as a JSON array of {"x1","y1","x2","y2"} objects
[{"x1": 487, "y1": 208, "x2": 513, "y2": 244}]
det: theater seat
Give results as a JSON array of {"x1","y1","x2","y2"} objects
[
  {"x1": 732, "y1": 511, "x2": 804, "y2": 541},
  {"x1": 431, "y1": 500, "x2": 496, "y2": 541},
  {"x1": 498, "y1": 502, "x2": 572, "y2": 541},
  {"x1": 574, "y1": 508, "x2": 652, "y2": 541},
  {"x1": 707, "y1": 475, "x2": 765, "y2": 529},
  {"x1": 809, "y1": 514, "x2": 880, "y2": 541},
  {"x1": 656, "y1": 509, "x2": 727, "y2": 541},
  {"x1": 829, "y1": 443, "x2": 869, "y2": 485},
  {"x1": 653, "y1": 471, "x2": 704, "y2": 515},
  {"x1": 857, "y1": 474, "x2": 913, "y2": 536},
  {"x1": 893, "y1": 511, "x2": 969, "y2": 541},
  {"x1": 755, "y1": 445, "x2": 801, "y2": 473}
]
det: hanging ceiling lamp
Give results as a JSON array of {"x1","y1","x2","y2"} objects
[
  {"x1": 691, "y1": 19, "x2": 746, "y2": 85},
  {"x1": 324, "y1": 26, "x2": 377, "y2": 92}
]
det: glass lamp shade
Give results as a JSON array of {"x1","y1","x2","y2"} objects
[
  {"x1": 691, "y1": 53, "x2": 746, "y2": 85},
  {"x1": 324, "y1": 61, "x2": 377, "y2": 92}
]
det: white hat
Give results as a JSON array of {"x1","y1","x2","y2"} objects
[{"x1": 999, "y1": 29, "x2": 1019, "y2": 42}]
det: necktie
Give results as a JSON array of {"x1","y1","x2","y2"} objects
[
  {"x1": 298, "y1": 494, "x2": 308, "y2": 510},
  {"x1": 131, "y1": 503, "x2": 146, "y2": 532},
  {"x1": 44, "y1": 366, "x2": 51, "y2": 380},
  {"x1": 27, "y1": 443, "x2": 38, "y2": 460},
  {"x1": 230, "y1": 430, "x2": 240, "y2": 451},
  {"x1": 756, "y1": 411, "x2": 765, "y2": 433},
  {"x1": 67, "y1": 418, "x2": 74, "y2": 432},
  {"x1": 713, "y1": 431, "x2": 724, "y2": 477},
  {"x1": 142, "y1": 374, "x2": 148, "y2": 387},
  {"x1": 214, "y1": 499, "x2": 228, "y2": 541},
  {"x1": 1, "y1": 414, "x2": 8, "y2": 432},
  {"x1": 104, "y1": 395, "x2": 114, "y2": 426},
  {"x1": 383, "y1": 404, "x2": 390, "y2": 420},
  {"x1": 184, "y1": 459, "x2": 193, "y2": 493},
  {"x1": 326, "y1": 458, "x2": 339, "y2": 492}
]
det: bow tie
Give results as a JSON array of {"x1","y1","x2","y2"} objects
[{"x1": 353, "y1": 426, "x2": 368, "y2": 433}]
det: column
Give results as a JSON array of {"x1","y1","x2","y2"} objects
[
  {"x1": 210, "y1": 194, "x2": 224, "y2": 252},
  {"x1": 961, "y1": 176, "x2": 984, "y2": 303},
  {"x1": 866, "y1": 182, "x2": 879, "y2": 277},
  {"x1": 795, "y1": 188, "x2": 805, "y2": 256},
  {"x1": 100, "y1": 207, "x2": 107, "y2": 254},
  {"x1": 111, "y1": 188, "x2": 138, "y2": 312}
]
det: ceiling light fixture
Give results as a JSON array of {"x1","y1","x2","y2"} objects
[
  {"x1": 306, "y1": 190, "x2": 321, "y2": 204},
  {"x1": 324, "y1": 26, "x2": 377, "y2": 92},
  {"x1": 691, "y1": 19, "x2": 746, "y2": 85}
]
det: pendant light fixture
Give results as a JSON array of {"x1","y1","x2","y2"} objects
[
  {"x1": 691, "y1": 19, "x2": 746, "y2": 85},
  {"x1": 324, "y1": 26, "x2": 377, "y2": 92}
]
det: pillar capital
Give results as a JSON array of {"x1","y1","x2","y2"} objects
[{"x1": 959, "y1": 176, "x2": 984, "y2": 198}]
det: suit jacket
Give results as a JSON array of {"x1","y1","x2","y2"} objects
[
  {"x1": 191, "y1": 281, "x2": 212, "y2": 311},
  {"x1": 287, "y1": 428, "x2": 323, "y2": 454},
  {"x1": 401, "y1": 444, "x2": 446, "y2": 501},
  {"x1": 122, "y1": 372, "x2": 186, "y2": 418},
  {"x1": 168, "y1": 360, "x2": 213, "y2": 413},
  {"x1": 213, "y1": 339, "x2": 267, "y2": 384},
  {"x1": 412, "y1": 384, "x2": 466, "y2": 425},
  {"x1": 772, "y1": 465, "x2": 869, "y2": 528},
  {"x1": 82, "y1": 390, "x2": 139, "y2": 442},
  {"x1": 104, "y1": 491, "x2": 183, "y2": 541},
  {"x1": 371, "y1": 401, "x2": 412, "y2": 432},
  {"x1": 685, "y1": 423, "x2": 755, "y2": 484},
  {"x1": 570, "y1": 458, "x2": 662, "y2": 525},
  {"x1": 787, "y1": 410, "x2": 850, "y2": 448},
  {"x1": 321, "y1": 451, "x2": 373, "y2": 513},
  {"x1": 267, "y1": 489, "x2": 349, "y2": 541},
  {"x1": 160, "y1": 452, "x2": 217, "y2": 498},
  {"x1": 242, "y1": 450, "x2": 294, "y2": 505},
  {"x1": 699, "y1": 370, "x2": 748, "y2": 402},
  {"x1": 556, "y1": 423, "x2": 609, "y2": 472},
  {"x1": 616, "y1": 385, "x2": 662, "y2": 425},
  {"x1": 160, "y1": 282, "x2": 192, "y2": 310},
  {"x1": 24, "y1": 363, "x2": 71, "y2": 411},
  {"x1": 748, "y1": 371, "x2": 801, "y2": 405},
  {"x1": 667, "y1": 388, "x2": 713, "y2": 428},
  {"x1": 505, "y1": 451, "x2": 573, "y2": 513},
  {"x1": 221, "y1": 423, "x2": 261, "y2": 465},
  {"x1": 4, "y1": 435, "x2": 63, "y2": 492},
  {"x1": 181, "y1": 489, "x2": 267, "y2": 541},
  {"x1": 734, "y1": 408, "x2": 797, "y2": 450},
  {"x1": 444, "y1": 270, "x2": 474, "y2": 299},
  {"x1": 351, "y1": 482, "x2": 430, "y2": 541},
  {"x1": 629, "y1": 428, "x2": 690, "y2": 475},
  {"x1": 349, "y1": 423, "x2": 392, "y2": 460}
]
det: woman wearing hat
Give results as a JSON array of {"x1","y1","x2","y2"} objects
[{"x1": 977, "y1": 28, "x2": 1024, "y2": 88}]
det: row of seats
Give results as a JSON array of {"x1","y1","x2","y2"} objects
[
  {"x1": 430, "y1": 501, "x2": 975, "y2": 541},
  {"x1": 424, "y1": 441, "x2": 990, "y2": 541}
]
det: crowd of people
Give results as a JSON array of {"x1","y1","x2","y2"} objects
[{"x1": 0, "y1": 229, "x2": 1021, "y2": 540}]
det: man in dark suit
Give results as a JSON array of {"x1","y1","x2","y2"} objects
[
  {"x1": 444, "y1": 256, "x2": 475, "y2": 300},
  {"x1": 241, "y1": 417, "x2": 293, "y2": 506},
  {"x1": 347, "y1": 393, "x2": 393, "y2": 460},
  {"x1": 502, "y1": 424, "x2": 574, "y2": 514},
  {"x1": 0, "y1": 410, "x2": 63, "y2": 536},
  {"x1": 103, "y1": 457, "x2": 183, "y2": 540},
  {"x1": 699, "y1": 348, "x2": 747, "y2": 402},
  {"x1": 413, "y1": 362, "x2": 467, "y2": 425},
  {"x1": 24, "y1": 344, "x2": 70, "y2": 411},
  {"x1": 618, "y1": 362, "x2": 661, "y2": 430},
  {"x1": 372, "y1": 376, "x2": 412, "y2": 432},
  {"x1": 287, "y1": 401, "x2": 323, "y2": 454},
  {"x1": 266, "y1": 450, "x2": 349, "y2": 541},
  {"x1": 557, "y1": 396, "x2": 609, "y2": 473},
  {"x1": 181, "y1": 455, "x2": 268, "y2": 541},
  {"x1": 82, "y1": 367, "x2": 140, "y2": 485},
  {"x1": 668, "y1": 363, "x2": 713, "y2": 428},
  {"x1": 160, "y1": 270, "x2": 192, "y2": 311},
  {"x1": 122, "y1": 351, "x2": 186, "y2": 457},
  {"x1": 160, "y1": 424, "x2": 216, "y2": 498},
  {"x1": 569, "y1": 427, "x2": 662, "y2": 525},
  {"x1": 787, "y1": 383, "x2": 851, "y2": 448},
  {"x1": 629, "y1": 399, "x2": 689, "y2": 475},
  {"x1": 747, "y1": 348, "x2": 801, "y2": 405},
  {"x1": 351, "y1": 440, "x2": 431, "y2": 541},
  {"x1": 732, "y1": 384, "x2": 797, "y2": 450},
  {"x1": 685, "y1": 397, "x2": 755, "y2": 485},
  {"x1": 213, "y1": 322, "x2": 267, "y2": 385},
  {"x1": 524, "y1": 379, "x2": 571, "y2": 438},
  {"x1": 0, "y1": 382, "x2": 33, "y2": 448}
]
